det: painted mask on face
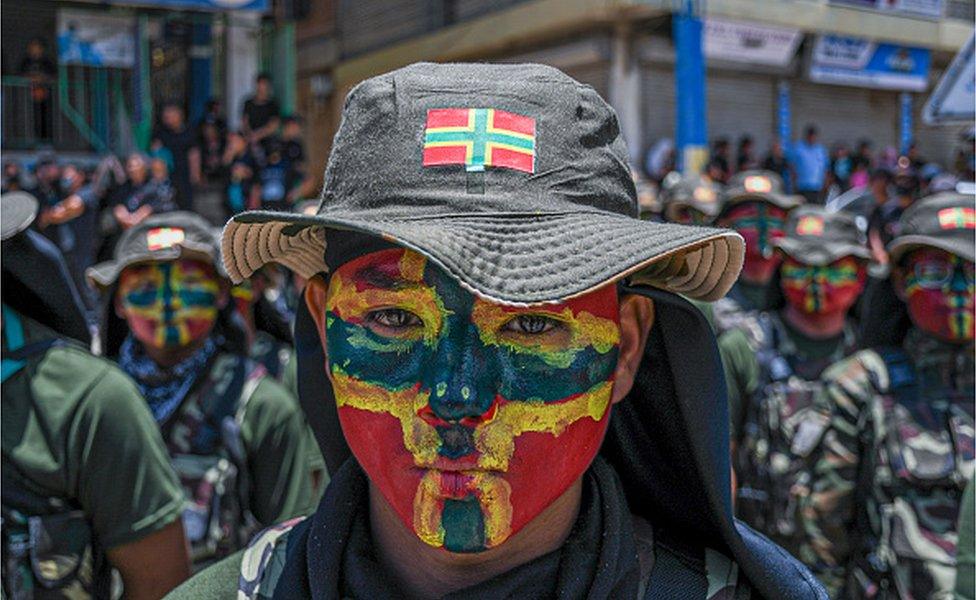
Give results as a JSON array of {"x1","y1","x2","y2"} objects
[
  {"x1": 118, "y1": 258, "x2": 220, "y2": 349},
  {"x1": 669, "y1": 205, "x2": 710, "y2": 225},
  {"x1": 722, "y1": 202, "x2": 788, "y2": 284},
  {"x1": 780, "y1": 255, "x2": 866, "y2": 316},
  {"x1": 901, "y1": 248, "x2": 975, "y2": 343},
  {"x1": 321, "y1": 248, "x2": 620, "y2": 553}
]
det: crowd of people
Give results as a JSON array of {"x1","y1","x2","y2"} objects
[{"x1": 1, "y1": 61, "x2": 974, "y2": 600}]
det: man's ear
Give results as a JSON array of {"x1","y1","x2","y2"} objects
[
  {"x1": 611, "y1": 295, "x2": 655, "y2": 404},
  {"x1": 304, "y1": 276, "x2": 330, "y2": 358},
  {"x1": 113, "y1": 291, "x2": 127, "y2": 320}
]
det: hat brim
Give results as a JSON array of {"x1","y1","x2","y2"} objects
[
  {"x1": 772, "y1": 238, "x2": 872, "y2": 266},
  {"x1": 222, "y1": 210, "x2": 745, "y2": 305},
  {"x1": 724, "y1": 191, "x2": 803, "y2": 211},
  {"x1": 1, "y1": 192, "x2": 39, "y2": 241},
  {"x1": 86, "y1": 244, "x2": 218, "y2": 289},
  {"x1": 887, "y1": 235, "x2": 976, "y2": 264}
]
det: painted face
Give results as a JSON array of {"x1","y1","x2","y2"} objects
[
  {"x1": 322, "y1": 248, "x2": 620, "y2": 553},
  {"x1": 669, "y1": 205, "x2": 710, "y2": 225},
  {"x1": 901, "y1": 248, "x2": 975, "y2": 343},
  {"x1": 118, "y1": 258, "x2": 220, "y2": 349},
  {"x1": 780, "y1": 255, "x2": 866, "y2": 316},
  {"x1": 721, "y1": 202, "x2": 789, "y2": 284}
]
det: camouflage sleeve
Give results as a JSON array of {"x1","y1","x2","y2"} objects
[
  {"x1": 241, "y1": 377, "x2": 319, "y2": 525},
  {"x1": 798, "y1": 349, "x2": 886, "y2": 596},
  {"x1": 717, "y1": 328, "x2": 760, "y2": 444}
]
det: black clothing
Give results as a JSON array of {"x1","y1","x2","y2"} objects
[
  {"x1": 242, "y1": 98, "x2": 280, "y2": 133},
  {"x1": 868, "y1": 199, "x2": 909, "y2": 248},
  {"x1": 153, "y1": 125, "x2": 197, "y2": 210}
]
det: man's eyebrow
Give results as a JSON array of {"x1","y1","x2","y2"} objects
[{"x1": 353, "y1": 266, "x2": 423, "y2": 290}]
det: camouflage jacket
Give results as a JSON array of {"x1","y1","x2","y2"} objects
[
  {"x1": 804, "y1": 330, "x2": 975, "y2": 598},
  {"x1": 733, "y1": 312, "x2": 857, "y2": 559}
]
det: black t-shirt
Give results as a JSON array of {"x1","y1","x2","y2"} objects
[
  {"x1": 243, "y1": 98, "x2": 280, "y2": 132},
  {"x1": 868, "y1": 199, "x2": 908, "y2": 247},
  {"x1": 153, "y1": 125, "x2": 197, "y2": 185}
]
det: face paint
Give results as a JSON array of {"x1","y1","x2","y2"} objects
[
  {"x1": 118, "y1": 258, "x2": 220, "y2": 349},
  {"x1": 323, "y1": 248, "x2": 620, "y2": 553},
  {"x1": 670, "y1": 205, "x2": 709, "y2": 225},
  {"x1": 780, "y1": 256, "x2": 866, "y2": 316},
  {"x1": 902, "y1": 248, "x2": 975, "y2": 343},
  {"x1": 721, "y1": 202, "x2": 788, "y2": 284}
]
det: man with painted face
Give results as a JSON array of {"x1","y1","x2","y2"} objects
[
  {"x1": 800, "y1": 192, "x2": 975, "y2": 598},
  {"x1": 169, "y1": 62, "x2": 826, "y2": 599},
  {"x1": 716, "y1": 206, "x2": 870, "y2": 555},
  {"x1": 86, "y1": 211, "x2": 317, "y2": 567},
  {"x1": 713, "y1": 170, "x2": 803, "y2": 335},
  {"x1": 2, "y1": 192, "x2": 190, "y2": 598},
  {"x1": 659, "y1": 171, "x2": 725, "y2": 225}
]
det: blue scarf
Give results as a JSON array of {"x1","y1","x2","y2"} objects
[{"x1": 119, "y1": 335, "x2": 217, "y2": 423}]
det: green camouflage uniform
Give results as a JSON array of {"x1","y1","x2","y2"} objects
[{"x1": 803, "y1": 330, "x2": 975, "y2": 598}]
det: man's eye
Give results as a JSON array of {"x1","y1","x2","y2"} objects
[
  {"x1": 502, "y1": 314, "x2": 558, "y2": 335},
  {"x1": 367, "y1": 308, "x2": 423, "y2": 329}
]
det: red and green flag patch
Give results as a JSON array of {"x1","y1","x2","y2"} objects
[
  {"x1": 423, "y1": 108, "x2": 535, "y2": 174},
  {"x1": 937, "y1": 207, "x2": 976, "y2": 230}
]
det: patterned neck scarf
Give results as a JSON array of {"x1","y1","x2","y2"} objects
[{"x1": 119, "y1": 335, "x2": 217, "y2": 423}]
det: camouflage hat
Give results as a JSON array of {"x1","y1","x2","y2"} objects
[
  {"x1": 723, "y1": 170, "x2": 803, "y2": 211},
  {"x1": 660, "y1": 172, "x2": 725, "y2": 219},
  {"x1": 887, "y1": 192, "x2": 975, "y2": 264},
  {"x1": 772, "y1": 205, "x2": 871, "y2": 266},
  {"x1": 87, "y1": 211, "x2": 221, "y2": 288}
]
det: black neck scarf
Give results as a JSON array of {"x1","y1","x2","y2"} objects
[{"x1": 272, "y1": 456, "x2": 639, "y2": 600}]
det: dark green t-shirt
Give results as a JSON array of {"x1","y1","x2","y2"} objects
[{"x1": 2, "y1": 314, "x2": 184, "y2": 550}]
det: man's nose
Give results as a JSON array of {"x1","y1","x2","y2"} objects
[{"x1": 420, "y1": 322, "x2": 496, "y2": 425}]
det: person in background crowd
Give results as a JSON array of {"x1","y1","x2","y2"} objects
[
  {"x1": 109, "y1": 153, "x2": 177, "y2": 231},
  {"x1": 737, "y1": 135, "x2": 758, "y2": 172},
  {"x1": 241, "y1": 73, "x2": 280, "y2": 149},
  {"x1": 905, "y1": 140, "x2": 926, "y2": 171},
  {"x1": 643, "y1": 137, "x2": 674, "y2": 184},
  {"x1": 2, "y1": 161, "x2": 24, "y2": 193},
  {"x1": 848, "y1": 154, "x2": 870, "y2": 189},
  {"x1": 713, "y1": 170, "x2": 803, "y2": 333},
  {"x1": 43, "y1": 163, "x2": 100, "y2": 304},
  {"x1": 225, "y1": 159, "x2": 255, "y2": 216},
  {"x1": 169, "y1": 61, "x2": 825, "y2": 600},
  {"x1": 828, "y1": 143, "x2": 852, "y2": 191},
  {"x1": 719, "y1": 207, "x2": 870, "y2": 562},
  {"x1": 803, "y1": 193, "x2": 974, "y2": 597},
  {"x1": 2, "y1": 191, "x2": 190, "y2": 599},
  {"x1": 152, "y1": 103, "x2": 201, "y2": 211},
  {"x1": 17, "y1": 37, "x2": 56, "y2": 140},
  {"x1": 87, "y1": 212, "x2": 318, "y2": 569},
  {"x1": 254, "y1": 139, "x2": 296, "y2": 212},
  {"x1": 280, "y1": 115, "x2": 310, "y2": 201},
  {"x1": 149, "y1": 157, "x2": 177, "y2": 206},
  {"x1": 954, "y1": 130, "x2": 975, "y2": 181},
  {"x1": 853, "y1": 139, "x2": 873, "y2": 173},
  {"x1": 659, "y1": 171, "x2": 725, "y2": 225},
  {"x1": 867, "y1": 157, "x2": 919, "y2": 265},
  {"x1": 197, "y1": 97, "x2": 227, "y2": 144},
  {"x1": 762, "y1": 139, "x2": 793, "y2": 193},
  {"x1": 711, "y1": 137, "x2": 732, "y2": 183},
  {"x1": 792, "y1": 125, "x2": 828, "y2": 204},
  {"x1": 198, "y1": 120, "x2": 226, "y2": 186}
]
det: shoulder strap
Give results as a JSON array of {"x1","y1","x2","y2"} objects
[{"x1": 875, "y1": 345, "x2": 918, "y2": 406}]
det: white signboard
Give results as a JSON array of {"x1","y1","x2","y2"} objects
[
  {"x1": 57, "y1": 10, "x2": 135, "y2": 68},
  {"x1": 704, "y1": 18, "x2": 802, "y2": 67},
  {"x1": 809, "y1": 35, "x2": 931, "y2": 91},
  {"x1": 923, "y1": 33, "x2": 975, "y2": 125}
]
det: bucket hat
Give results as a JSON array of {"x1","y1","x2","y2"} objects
[
  {"x1": 1, "y1": 191, "x2": 39, "y2": 241},
  {"x1": 220, "y1": 62, "x2": 743, "y2": 305},
  {"x1": 87, "y1": 211, "x2": 221, "y2": 289},
  {"x1": 772, "y1": 205, "x2": 871, "y2": 265},
  {"x1": 887, "y1": 192, "x2": 975, "y2": 264},
  {"x1": 723, "y1": 170, "x2": 802, "y2": 212},
  {"x1": 659, "y1": 172, "x2": 725, "y2": 220}
]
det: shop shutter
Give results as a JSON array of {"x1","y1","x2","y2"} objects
[
  {"x1": 707, "y1": 72, "x2": 776, "y2": 153},
  {"x1": 790, "y1": 79, "x2": 898, "y2": 150},
  {"x1": 641, "y1": 67, "x2": 677, "y2": 149}
]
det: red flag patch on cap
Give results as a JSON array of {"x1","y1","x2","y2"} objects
[
  {"x1": 937, "y1": 207, "x2": 976, "y2": 230},
  {"x1": 743, "y1": 176, "x2": 772, "y2": 194},
  {"x1": 796, "y1": 215, "x2": 825, "y2": 236},
  {"x1": 147, "y1": 227, "x2": 186, "y2": 250},
  {"x1": 423, "y1": 108, "x2": 535, "y2": 173}
]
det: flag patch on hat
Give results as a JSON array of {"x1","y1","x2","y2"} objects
[
  {"x1": 796, "y1": 215, "x2": 825, "y2": 236},
  {"x1": 423, "y1": 108, "x2": 535, "y2": 174},
  {"x1": 743, "y1": 176, "x2": 772, "y2": 193},
  {"x1": 147, "y1": 227, "x2": 185, "y2": 250},
  {"x1": 937, "y1": 207, "x2": 976, "y2": 230}
]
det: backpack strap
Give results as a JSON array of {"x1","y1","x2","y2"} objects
[
  {"x1": 1, "y1": 305, "x2": 68, "y2": 383},
  {"x1": 874, "y1": 346, "x2": 919, "y2": 407},
  {"x1": 643, "y1": 529, "x2": 750, "y2": 599}
]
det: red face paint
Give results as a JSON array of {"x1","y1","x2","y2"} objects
[
  {"x1": 780, "y1": 255, "x2": 867, "y2": 316},
  {"x1": 323, "y1": 249, "x2": 621, "y2": 553},
  {"x1": 118, "y1": 258, "x2": 220, "y2": 349},
  {"x1": 902, "y1": 248, "x2": 975, "y2": 343},
  {"x1": 721, "y1": 202, "x2": 789, "y2": 284}
]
